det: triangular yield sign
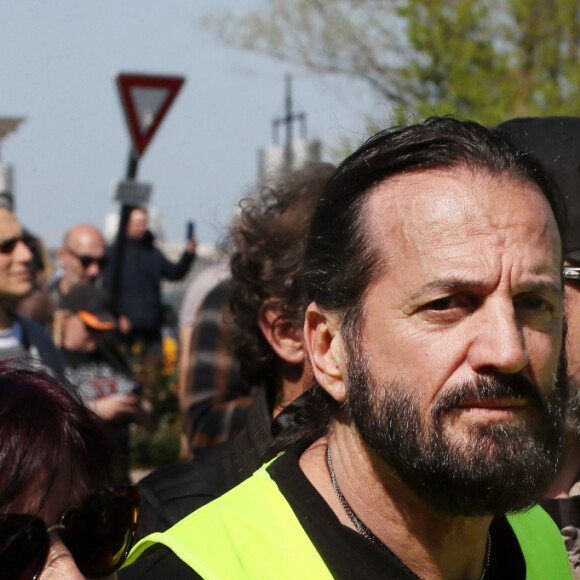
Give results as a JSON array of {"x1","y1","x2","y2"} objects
[{"x1": 116, "y1": 73, "x2": 185, "y2": 158}]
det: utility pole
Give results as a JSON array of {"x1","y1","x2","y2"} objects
[
  {"x1": 0, "y1": 118, "x2": 25, "y2": 210},
  {"x1": 272, "y1": 74, "x2": 306, "y2": 171},
  {"x1": 258, "y1": 74, "x2": 321, "y2": 183}
]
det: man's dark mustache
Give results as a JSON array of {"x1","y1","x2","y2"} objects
[{"x1": 434, "y1": 374, "x2": 547, "y2": 418}]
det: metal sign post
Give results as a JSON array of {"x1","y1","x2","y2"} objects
[{"x1": 110, "y1": 72, "x2": 185, "y2": 310}]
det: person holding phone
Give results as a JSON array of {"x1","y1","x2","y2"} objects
[{"x1": 103, "y1": 207, "x2": 196, "y2": 359}]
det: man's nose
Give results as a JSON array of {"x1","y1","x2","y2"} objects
[
  {"x1": 467, "y1": 299, "x2": 528, "y2": 375},
  {"x1": 85, "y1": 260, "x2": 102, "y2": 277}
]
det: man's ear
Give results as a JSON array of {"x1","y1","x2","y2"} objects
[
  {"x1": 258, "y1": 299, "x2": 306, "y2": 365},
  {"x1": 304, "y1": 302, "x2": 347, "y2": 403},
  {"x1": 56, "y1": 246, "x2": 67, "y2": 265}
]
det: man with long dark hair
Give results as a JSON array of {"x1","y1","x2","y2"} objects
[{"x1": 125, "y1": 117, "x2": 571, "y2": 579}]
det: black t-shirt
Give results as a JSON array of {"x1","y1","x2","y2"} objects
[{"x1": 119, "y1": 444, "x2": 527, "y2": 579}]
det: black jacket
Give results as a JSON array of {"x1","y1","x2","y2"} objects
[
  {"x1": 119, "y1": 387, "x2": 313, "y2": 580},
  {"x1": 104, "y1": 231, "x2": 194, "y2": 330},
  {"x1": 135, "y1": 386, "x2": 274, "y2": 540}
]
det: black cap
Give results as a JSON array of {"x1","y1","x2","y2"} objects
[
  {"x1": 60, "y1": 285, "x2": 116, "y2": 330},
  {"x1": 497, "y1": 116, "x2": 580, "y2": 261}
]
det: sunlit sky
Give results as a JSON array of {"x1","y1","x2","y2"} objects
[{"x1": 2, "y1": 1, "x2": 385, "y2": 249}]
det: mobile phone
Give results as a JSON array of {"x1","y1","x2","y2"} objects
[{"x1": 186, "y1": 220, "x2": 195, "y2": 240}]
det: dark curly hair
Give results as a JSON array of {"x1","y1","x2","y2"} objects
[{"x1": 228, "y1": 164, "x2": 335, "y2": 387}]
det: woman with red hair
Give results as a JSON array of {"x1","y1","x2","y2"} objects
[{"x1": 0, "y1": 364, "x2": 140, "y2": 579}]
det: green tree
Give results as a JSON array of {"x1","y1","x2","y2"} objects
[{"x1": 202, "y1": 0, "x2": 580, "y2": 125}]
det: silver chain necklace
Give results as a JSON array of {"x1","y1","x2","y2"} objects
[
  {"x1": 325, "y1": 445, "x2": 492, "y2": 579},
  {"x1": 325, "y1": 445, "x2": 386, "y2": 546}
]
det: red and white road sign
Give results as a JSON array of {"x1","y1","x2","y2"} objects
[{"x1": 116, "y1": 73, "x2": 185, "y2": 158}]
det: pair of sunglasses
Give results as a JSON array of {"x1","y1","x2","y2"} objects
[
  {"x1": 0, "y1": 486, "x2": 139, "y2": 579},
  {"x1": 0, "y1": 235, "x2": 34, "y2": 255},
  {"x1": 66, "y1": 247, "x2": 108, "y2": 270}
]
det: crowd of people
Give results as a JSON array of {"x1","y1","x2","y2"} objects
[{"x1": 3, "y1": 115, "x2": 580, "y2": 579}]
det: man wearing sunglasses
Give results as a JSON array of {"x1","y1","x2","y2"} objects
[
  {"x1": 52, "y1": 223, "x2": 107, "y2": 305},
  {"x1": 0, "y1": 208, "x2": 62, "y2": 368},
  {"x1": 499, "y1": 116, "x2": 580, "y2": 575}
]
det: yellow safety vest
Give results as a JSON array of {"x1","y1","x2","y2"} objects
[{"x1": 125, "y1": 459, "x2": 571, "y2": 579}]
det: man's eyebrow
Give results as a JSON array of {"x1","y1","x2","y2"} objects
[
  {"x1": 407, "y1": 278, "x2": 562, "y2": 302},
  {"x1": 517, "y1": 281, "x2": 563, "y2": 295},
  {"x1": 407, "y1": 279, "x2": 480, "y2": 302}
]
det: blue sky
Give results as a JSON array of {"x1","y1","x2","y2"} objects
[{"x1": 1, "y1": 1, "x2": 382, "y2": 248}]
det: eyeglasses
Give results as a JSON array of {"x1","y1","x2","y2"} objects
[
  {"x1": 66, "y1": 247, "x2": 107, "y2": 270},
  {"x1": 0, "y1": 235, "x2": 33, "y2": 255},
  {"x1": 564, "y1": 266, "x2": 580, "y2": 281},
  {"x1": 0, "y1": 486, "x2": 139, "y2": 579}
]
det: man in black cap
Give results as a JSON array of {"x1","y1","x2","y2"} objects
[
  {"x1": 499, "y1": 116, "x2": 580, "y2": 573},
  {"x1": 58, "y1": 284, "x2": 149, "y2": 481}
]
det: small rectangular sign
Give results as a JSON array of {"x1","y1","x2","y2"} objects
[{"x1": 112, "y1": 180, "x2": 152, "y2": 205}]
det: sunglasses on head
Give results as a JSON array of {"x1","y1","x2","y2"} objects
[
  {"x1": 66, "y1": 247, "x2": 107, "y2": 270},
  {"x1": 0, "y1": 485, "x2": 139, "y2": 579},
  {"x1": 0, "y1": 235, "x2": 33, "y2": 255}
]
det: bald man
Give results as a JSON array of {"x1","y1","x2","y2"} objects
[{"x1": 53, "y1": 223, "x2": 107, "y2": 304}]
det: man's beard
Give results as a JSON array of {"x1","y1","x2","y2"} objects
[
  {"x1": 344, "y1": 347, "x2": 566, "y2": 516},
  {"x1": 565, "y1": 384, "x2": 580, "y2": 434}
]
